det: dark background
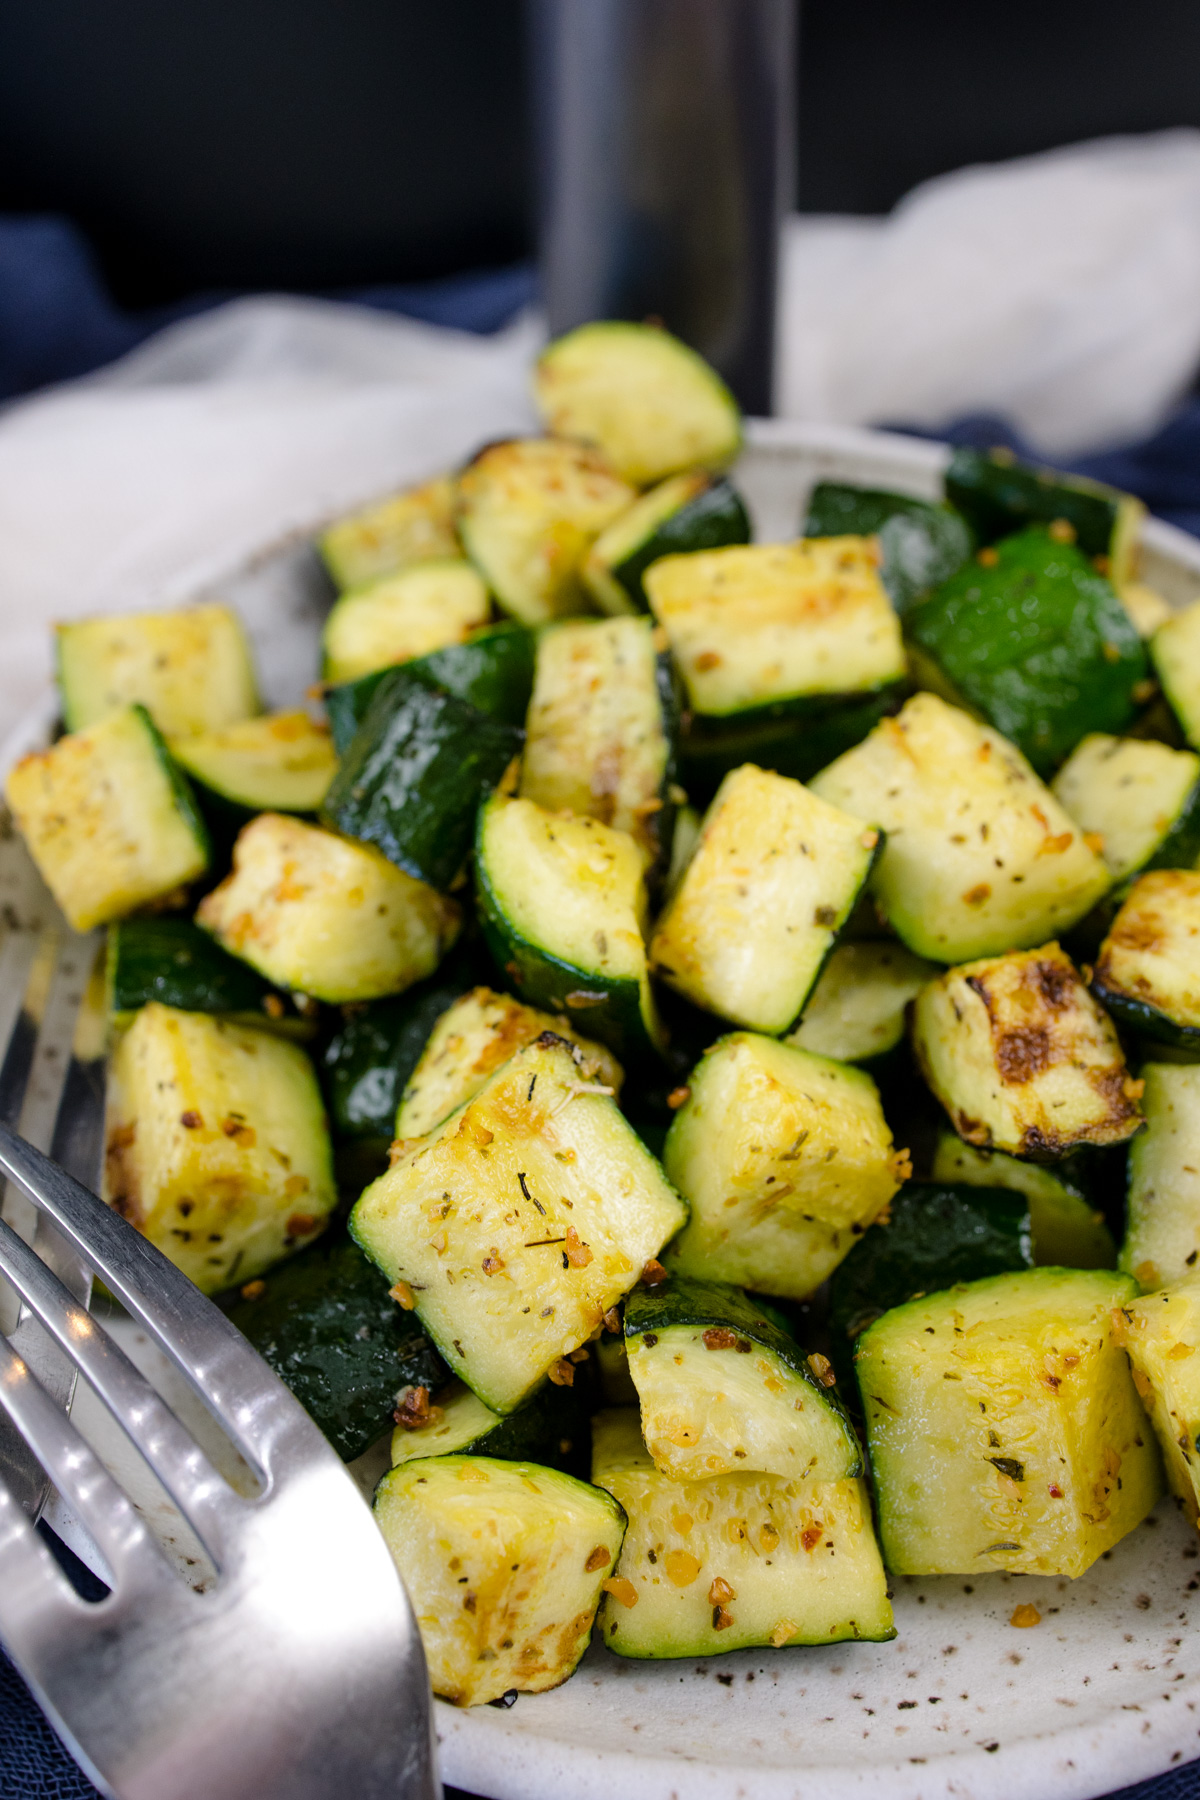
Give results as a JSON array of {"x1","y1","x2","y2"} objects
[{"x1": 2, "y1": 0, "x2": 1200, "y2": 307}]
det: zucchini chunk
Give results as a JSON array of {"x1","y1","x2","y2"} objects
[
  {"x1": 534, "y1": 321, "x2": 741, "y2": 486},
  {"x1": 786, "y1": 941, "x2": 938, "y2": 1064},
  {"x1": 318, "y1": 474, "x2": 459, "y2": 593},
  {"x1": 1050, "y1": 734, "x2": 1200, "y2": 885},
  {"x1": 663, "y1": 1033, "x2": 907, "y2": 1301},
  {"x1": 1116, "y1": 1282, "x2": 1200, "y2": 1525},
  {"x1": 351, "y1": 1033, "x2": 687, "y2": 1412},
  {"x1": 56, "y1": 603, "x2": 260, "y2": 738},
  {"x1": 196, "y1": 813, "x2": 460, "y2": 1004},
  {"x1": 375, "y1": 1455, "x2": 626, "y2": 1706},
  {"x1": 912, "y1": 942, "x2": 1142, "y2": 1158},
  {"x1": 390, "y1": 1378, "x2": 586, "y2": 1472},
  {"x1": 107, "y1": 918, "x2": 310, "y2": 1039},
  {"x1": 226, "y1": 1233, "x2": 448, "y2": 1461},
  {"x1": 592, "y1": 1409, "x2": 893, "y2": 1656},
  {"x1": 395, "y1": 986, "x2": 622, "y2": 1141},
  {"x1": 650, "y1": 765, "x2": 879, "y2": 1034},
  {"x1": 324, "y1": 621, "x2": 535, "y2": 755},
  {"x1": 6, "y1": 705, "x2": 209, "y2": 933},
  {"x1": 856, "y1": 1267, "x2": 1163, "y2": 1577},
  {"x1": 1152, "y1": 598, "x2": 1200, "y2": 747},
  {"x1": 582, "y1": 473, "x2": 751, "y2": 615},
  {"x1": 944, "y1": 446, "x2": 1144, "y2": 591},
  {"x1": 169, "y1": 710, "x2": 337, "y2": 816},
  {"x1": 808, "y1": 694, "x2": 1112, "y2": 962},
  {"x1": 1093, "y1": 870, "x2": 1200, "y2": 1051},
  {"x1": 644, "y1": 539, "x2": 905, "y2": 724},
  {"x1": 519, "y1": 617, "x2": 678, "y2": 874},
  {"x1": 104, "y1": 1002, "x2": 336, "y2": 1294},
  {"x1": 931, "y1": 1133, "x2": 1116, "y2": 1269},
  {"x1": 906, "y1": 530, "x2": 1148, "y2": 776},
  {"x1": 321, "y1": 559, "x2": 490, "y2": 685},
  {"x1": 475, "y1": 791, "x2": 660, "y2": 1063},
  {"x1": 803, "y1": 482, "x2": 973, "y2": 613},
  {"x1": 1122, "y1": 1063, "x2": 1200, "y2": 1290},
  {"x1": 624, "y1": 1275, "x2": 860, "y2": 1483},
  {"x1": 456, "y1": 438, "x2": 635, "y2": 625},
  {"x1": 321, "y1": 678, "x2": 522, "y2": 891}
]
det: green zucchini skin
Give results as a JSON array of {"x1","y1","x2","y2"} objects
[
  {"x1": 392, "y1": 1378, "x2": 591, "y2": 1476},
  {"x1": 803, "y1": 483, "x2": 973, "y2": 612},
  {"x1": 107, "y1": 917, "x2": 307, "y2": 1033},
  {"x1": 944, "y1": 447, "x2": 1129, "y2": 558},
  {"x1": 906, "y1": 530, "x2": 1147, "y2": 775},
  {"x1": 323, "y1": 622, "x2": 535, "y2": 756},
  {"x1": 225, "y1": 1232, "x2": 449, "y2": 1461},
  {"x1": 1142, "y1": 774, "x2": 1200, "y2": 878},
  {"x1": 612, "y1": 478, "x2": 751, "y2": 612},
  {"x1": 321, "y1": 678, "x2": 523, "y2": 891},
  {"x1": 1090, "y1": 982, "x2": 1200, "y2": 1055},
  {"x1": 679, "y1": 684, "x2": 904, "y2": 800}
]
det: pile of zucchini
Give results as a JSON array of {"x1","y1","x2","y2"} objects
[{"x1": 13, "y1": 319, "x2": 1200, "y2": 1709}]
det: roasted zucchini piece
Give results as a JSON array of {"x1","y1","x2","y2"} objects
[
  {"x1": 56, "y1": 603, "x2": 260, "y2": 738},
  {"x1": 1122, "y1": 1063, "x2": 1200, "y2": 1291},
  {"x1": 104, "y1": 1002, "x2": 336, "y2": 1294},
  {"x1": 318, "y1": 474, "x2": 459, "y2": 592},
  {"x1": 1050, "y1": 734, "x2": 1200, "y2": 885},
  {"x1": 809, "y1": 694, "x2": 1112, "y2": 962},
  {"x1": 624, "y1": 1275, "x2": 860, "y2": 1483},
  {"x1": 534, "y1": 321, "x2": 741, "y2": 486},
  {"x1": 663, "y1": 1033, "x2": 907, "y2": 1300},
  {"x1": 931, "y1": 1133, "x2": 1115, "y2": 1269},
  {"x1": 912, "y1": 942, "x2": 1142, "y2": 1158},
  {"x1": 375, "y1": 1455, "x2": 626, "y2": 1706},
  {"x1": 323, "y1": 621, "x2": 535, "y2": 755},
  {"x1": 321, "y1": 559, "x2": 490, "y2": 685},
  {"x1": 390, "y1": 1378, "x2": 587, "y2": 1472},
  {"x1": 196, "y1": 813, "x2": 460, "y2": 1004},
  {"x1": 856, "y1": 1267, "x2": 1163, "y2": 1577},
  {"x1": 786, "y1": 941, "x2": 937, "y2": 1064},
  {"x1": 351, "y1": 1033, "x2": 687, "y2": 1412},
  {"x1": 6, "y1": 705, "x2": 209, "y2": 933},
  {"x1": 1116, "y1": 1282, "x2": 1200, "y2": 1525},
  {"x1": 321, "y1": 678, "x2": 522, "y2": 891},
  {"x1": 107, "y1": 918, "x2": 309, "y2": 1039},
  {"x1": 650, "y1": 765, "x2": 879, "y2": 1035},
  {"x1": 169, "y1": 710, "x2": 337, "y2": 817},
  {"x1": 906, "y1": 529, "x2": 1148, "y2": 776},
  {"x1": 944, "y1": 446, "x2": 1144, "y2": 590},
  {"x1": 582, "y1": 473, "x2": 751, "y2": 615},
  {"x1": 592, "y1": 1409, "x2": 893, "y2": 1656},
  {"x1": 456, "y1": 438, "x2": 635, "y2": 625},
  {"x1": 226, "y1": 1233, "x2": 448, "y2": 1460},
  {"x1": 395, "y1": 986, "x2": 622, "y2": 1140},
  {"x1": 519, "y1": 616, "x2": 678, "y2": 874},
  {"x1": 475, "y1": 790, "x2": 660, "y2": 1063},
  {"x1": 1152, "y1": 597, "x2": 1200, "y2": 747},
  {"x1": 802, "y1": 482, "x2": 973, "y2": 612},
  {"x1": 1092, "y1": 870, "x2": 1200, "y2": 1051}
]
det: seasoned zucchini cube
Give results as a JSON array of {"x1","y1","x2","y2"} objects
[
  {"x1": 104, "y1": 1002, "x2": 336, "y2": 1295},
  {"x1": 390, "y1": 1379, "x2": 586, "y2": 1472},
  {"x1": 396, "y1": 986, "x2": 622, "y2": 1141},
  {"x1": 663, "y1": 1033, "x2": 907, "y2": 1301},
  {"x1": 592, "y1": 1409, "x2": 893, "y2": 1656},
  {"x1": 323, "y1": 621, "x2": 535, "y2": 756},
  {"x1": 1093, "y1": 870, "x2": 1200, "y2": 1052},
  {"x1": 534, "y1": 321, "x2": 741, "y2": 486},
  {"x1": 6, "y1": 705, "x2": 209, "y2": 932},
  {"x1": 856, "y1": 1268, "x2": 1163, "y2": 1577},
  {"x1": 624, "y1": 1275, "x2": 860, "y2": 1483},
  {"x1": 456, "y1": 438, "x2": 635, "y2": 625},
  {"x1": 650, "y1": 765, "x2": 878, "y2": 1034},
  {"x1": 351, "y1": 1034, "x2": 687, "y2": 1413},
  {"x1": 374, "y1": 1455, "x2": 626, "y2": 1706},
  {"x1": 786, "y1": 941, "x2": 937, "y2": 1064},
  {"x1": 802, "y1": 482, "x2": 973, "y2": 613},
  {"x1": 519, "y1": 617, "x2": 676, "y2": 873},
  {"x1": 318, "y1": 474, "x2": 459, "y2": 593},
  {"x1": 56, "y1": 603, "x2": 259, "y2": 738},
  {"x1": 170, "y1": 711, "x2": 337, "y2": 816},
  {"x1": 912, "y1": 942, "x2": 1142, "y2": 1159},
  {"x1": 944, "y1": 446, "x2": 1144, "y2": 590},
  {"x1": 809, "y1": 694, "x2": 1112, "y2": 962},
  {"x1": 906, "y1": 530, "x2": 1148, "y2": 775},
  {"x1": 1050, "y1": 734, "x2": 1200, "y2": 885},
  {"x1": 1122, "y1": 1063, "x2": 1200, "y2": 1291},
  {"x1": 582, "y1": 473, "x2": 751, "y2": 616},
  {"x1": 644, "y1": 539, "x2": 905, "y2": 723},
  {"x1": 321, "y1": 559, "x2": 490, "y2": 685},
  {"x1": 1152, "y1": 597, "x2": 1200, "y2": 747},
  {"x1": 1117, "y1": 1282, "x2": 1200, "y2": 1525},
  {"x1": 196, "y1": 813, "x2": 459, "y2": 1004},
  {"x1": 931, "y1": 1133, "x2": 1115, "y2": 1270}
]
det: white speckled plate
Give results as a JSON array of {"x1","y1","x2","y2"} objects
[{"x1": 33, "y1": 420, "x2": 1200, "y2": 1800}]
